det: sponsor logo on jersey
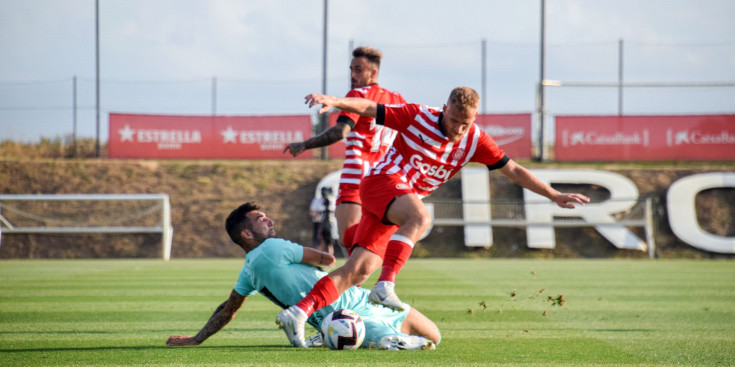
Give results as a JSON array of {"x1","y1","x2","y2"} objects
[
  {"x1": 409, "y1": 154, "x2": 452, "y2": 180},
  {"x1": 396, "y1": 183, "x2": 410, "y2": 191}
]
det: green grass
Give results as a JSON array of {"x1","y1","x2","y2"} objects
[{"x1": 1, "y1": 259, "x2": 734, "y2": 366}]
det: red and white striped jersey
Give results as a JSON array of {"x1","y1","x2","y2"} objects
[
  {"x1": 337, "y1": 85, "x2": 405, "y2": 186},
  {"x1": 367, "y1": 103, "x2": 508, "y2": 199}
]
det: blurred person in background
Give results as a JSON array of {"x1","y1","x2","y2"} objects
[
  {"x1": 317, "y1": 186, "x2": 339, "y2": 256},
  {"x1": 308, "y1": 195, "x2": 323, "y2": 248},
  {"x1": 309, "y1": 186, "x2": 340, "y2": 256}
]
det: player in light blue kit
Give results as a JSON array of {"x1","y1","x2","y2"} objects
[{"x1": 166, "y1": 202, "x2": 440, "y2": 350}]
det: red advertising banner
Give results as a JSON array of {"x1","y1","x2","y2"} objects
[
  {"x1": 555, "y1": 114, "x2": 735, "y2": 161},
  {"x1": 109, "y1": 113, "x2": 312, "y2": 159},
  {"x1": 326, "y1": 112, "x2": 532, "y2": 160},
  {"x1": 474, "y1": 113, "x2": 532, "y2": 160}
]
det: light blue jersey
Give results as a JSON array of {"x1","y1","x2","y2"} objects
[{"x1": 233, "y1": 238, "x2": 410, "y2": 348}]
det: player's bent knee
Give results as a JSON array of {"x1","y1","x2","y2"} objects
[
  {"x1": 405, "y1": 211, "x2": 431, "y2": 235},
  {"x1": 416, "y1": 211, "x2": 432, "y2": 231},
  {"x1": 432, "y1": 331, "x2": 441, "y2": 345},
  {"x1": 421, "y1": 317, "x2": 441, "y2": 344},
  {"x1": 428, "y1": 321, "x2": 441, "y2": 344},
  {"x1": 404, "y1": 308, "x2": 441, "y2": 344}
]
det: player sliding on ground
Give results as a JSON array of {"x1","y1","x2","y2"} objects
[
  {"x1": 166, "y1": 202, "x2": 440, "y2": 350},
  {"x1": 276, "y1": 87, "x2": 590, "y2": 347}
]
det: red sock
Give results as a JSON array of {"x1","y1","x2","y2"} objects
[
  {"x1": 342, "y1": 224, "x2": 358, "y2": 256},
  {"x1": 378, "y1": 235, "x2": 414, "y2": 283},
  {"x1": 295, "y1": 275, "x2": 340, "y2": 316}
]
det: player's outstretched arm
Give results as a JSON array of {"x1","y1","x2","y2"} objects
[
  {"x1": 304, "y1": 94, "x2": 377, "y2": 117},
  {"x1": 282, "y1": 121, "x2": 352, "y2": 157},
  {"x1": 302, "y1": 247, "x2": 336, "y2": 271},
  {"x1": 498, "y1": 159, "x2": 590, "y2": 208},
  {"x1": 166, "y1": 289, "x2": 246, "y2": 346}
]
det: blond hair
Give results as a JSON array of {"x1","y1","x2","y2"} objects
[
  {"x1": 447, "y1": 87, "x2": 480, "y2": 112},
  {"x1": 352, "y1": 46, "x2": 382, "y2": 69}
]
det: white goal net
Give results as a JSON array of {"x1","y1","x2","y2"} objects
[{"x1": 0, "y1": 194, "x2": 173, "y2": 260}]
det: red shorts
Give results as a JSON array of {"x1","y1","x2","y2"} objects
[
  {"x1": 336, "y1": 183, "x2": 360, "y2": 205},
  {"x1": 353, "y1": 174, "x2": 414, "y2": 258}
]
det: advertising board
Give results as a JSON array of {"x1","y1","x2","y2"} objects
[{"x1": 109, "y1": 113, "x2": 311, "y2": 159}]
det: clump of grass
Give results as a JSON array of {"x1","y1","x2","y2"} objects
[{"x1": 548, "y1": 293, "x2": 566, "y2": 306}]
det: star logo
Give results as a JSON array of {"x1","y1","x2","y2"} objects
[
  {"x1": 221, "y1": 126, "x2": 238, "y2": 143},
  {"x1": 118, "y1": 125, "x2": 135, "y2": 142}
]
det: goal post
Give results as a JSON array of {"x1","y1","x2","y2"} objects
[{"x1": 0, "y1": 194, "x2": 173, "y2": 260}]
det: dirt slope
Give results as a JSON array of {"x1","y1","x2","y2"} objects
[{"x1": 0, "y1": 159, "x2": 732, "y2": 259}]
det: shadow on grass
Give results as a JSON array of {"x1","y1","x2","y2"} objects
[
  {"x1": 1, "y1": 331, "x2": 117, "y2": 335},
  {"x1": 1, "y1": 328, "x2": 278, "y2": 335},
  {"x1": 1, "y1": 345, "x2": 291, "y2": 353},
  {"x1": 593, "y1": 329, "x2": 657, "y2": 332}
]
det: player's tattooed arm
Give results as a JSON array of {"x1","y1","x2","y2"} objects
[
  {"x1": 304, "y1": 121, "x2": 352, "y2": 149},
  {"x1": 282, "y1": 121, "x2": 351, "y2": 157},
  {"x1": 166, "y1": 289, "x2": 246, "y2": 346},
  {"x1": 302, "y1": 247, "x2": 336, "y2": 271},
  {"x1": 192, "y1": 290, "x2": 246, "y2": 343}
]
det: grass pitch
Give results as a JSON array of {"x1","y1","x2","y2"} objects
[{"x1": 1, "y1": 258, "x2": 733, "y2": 366}]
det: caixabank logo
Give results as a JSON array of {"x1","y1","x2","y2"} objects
[
  {"x1": 561, "y1": 130, "x2": 650, "y2": 147},
  {"x1": 666, "y1": 129, "x2": 735, "y2": 146}
]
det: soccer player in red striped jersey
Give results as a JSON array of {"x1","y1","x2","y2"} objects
[
  {"x1": 275, "y1": 87, "x2": 590, "y2": 347},
  {"x1": 283, "y1": 47, "x2": 404, "y2": 253}
]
